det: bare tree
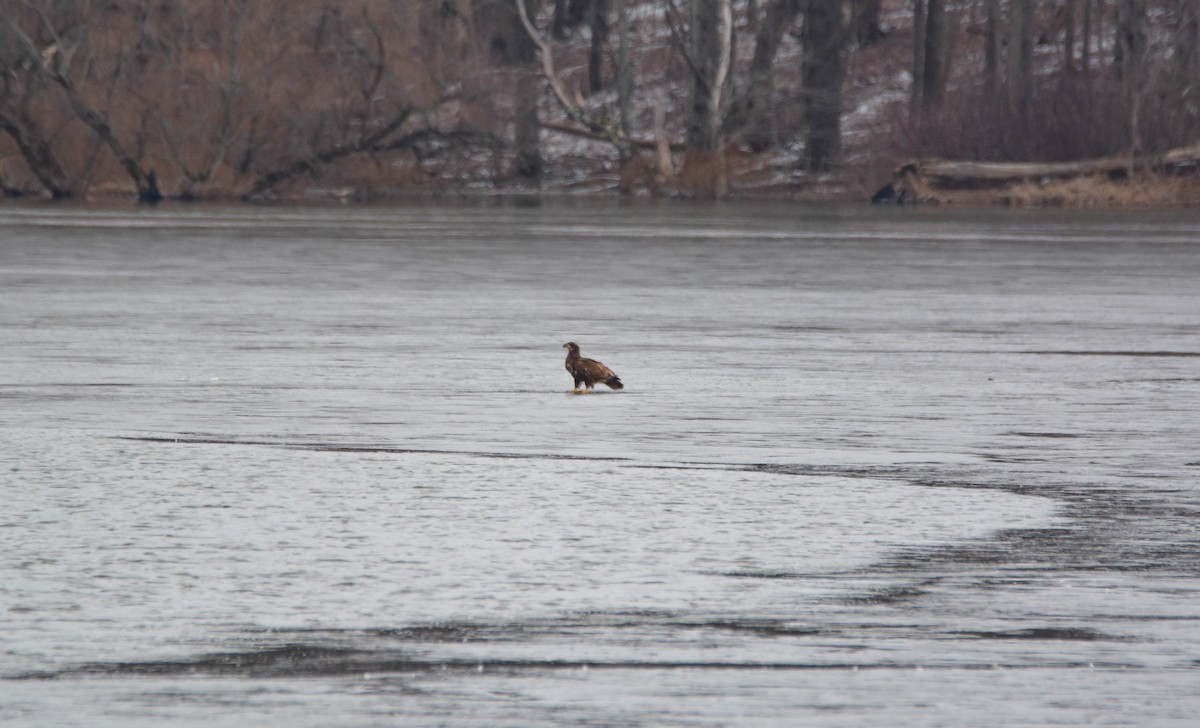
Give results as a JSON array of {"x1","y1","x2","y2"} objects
[
  {"x1": 1174, "y1": 0, "x2": 1200, "y2": 114},
  {"x1": 910, "y1": 0, "x2": 944, "y2": 112},
  {"x1": 984, "y1": 0, "x2": 1001, "y2": 92},
  {"x1": 726, "y1": 0, "x2": 801, "y2": 150},
  {"x1": 552, "y1": 0, "x2": 589, "y2": 38},
  {"x1": 852, "y1": 0, "x2": 884, "y2": 47},
  {"x1": 587, "y1": 0, "x2": 610, "y2": 93},
  {"x1": 516, "y1": 0, "x2": 628, "y2": 149},
  {"x1": 912, "y1": 0, "x2": 926, "y2": 108},
  {"x1": 1006, "y1": 0, "x2": 1034, "y2": 116},
  {"x1": 473, "y1": 1, "x2": 542, "y2": 183},
  {"x1": 140, "y1": 0, "x2": 252, "y2": 198},
  {"x1": 615, "y1": 0, "x2": 633, "y2": 138},
  {"x1": 921, "y1": 0, "x2": 945, "y2": 108},
  {"x1": 1063, "y1": 0, "x2": 1078, "y2": 76},
  {"x1": 0, "y1": 21, "x2": 75, "y2": 197},
  {"x1": 802, "y1": 0, "x2": 845, "y2": 171},
  {"x1": 2, "y1": 2, "x2": 164, "y2": 200},
  {"x1": 1115, "y1": 0, "x2": 1149, "y2": 157},
  {"x1": 1115, "y1": 0, "x2": 1148, "y2": 79},
  {"x1": 0, "y1": 1, "x2": 504, "y2": 199}
]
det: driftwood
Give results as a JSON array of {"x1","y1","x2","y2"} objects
[{"x1": 874, "y1": 142, "x2": 1200, "y2": 204}]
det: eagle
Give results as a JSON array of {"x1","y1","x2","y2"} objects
[{"x1": 563, "y1": 342, "x2": 623, "y2": 394}]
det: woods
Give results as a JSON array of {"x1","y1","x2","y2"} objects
[{"x1": 2, "y1": 1, "x2": 1199, "y2": 202}]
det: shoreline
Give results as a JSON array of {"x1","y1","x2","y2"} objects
[{"x1": 7, "y1": 173, "x2": 1200, "y2": 209}]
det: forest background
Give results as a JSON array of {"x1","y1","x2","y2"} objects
[{"x1": 1, "y1": 0, "x2": 1198, "y2": 203}]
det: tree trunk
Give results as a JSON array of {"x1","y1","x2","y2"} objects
[
  {"x1": 515, "y1": 0, "x2": 633, "y2": 160},
  {"x1": 1083, "y1": 0, "x2": 1092, "y2": 73},
  {"x1": 921, "y1": 0, "x2": 945, "y2": 108},
  {"x1": 615, "y1": 0, "x2": 637, "y2": 193},
  {"x1": 588, "y1": 0, "x2": 610, "y2": 94},
  {"x1": 1064, "y1": 0, "x2": 1078, "y2": 76},
  {"x1": 1116, "y1": 0, "x2": 1148, "y2": 158},
  {"x1": 853, "y1": 0, "x2": 884, "y2": 47},
  {"x1": 1006, "y1": 0, "x2": 1034, "y2": 116},
  {"x1": 912, "y1": 0, "x2": 926, "y2": 108},
  {"x1": 802, "y1": 0, "x2": 845, "y2": 171},
  {"x1": 728, "y1": 0, "x2": 800, "y2": 150},
  {"x1": 1115, "y1": 0, "x2": 1147, "y2": 79},
  {"x1": 1174, "y1": 0, "x2": 1200, "y2": 121},
  {"x1": 681, "y1": 0, "x2": 732, "y2": 197},
  {"x1": 514, "y1": 71, "x2": 543, "y2": 181},
  {"x1": 616, "y1": 0, "x2": 633, "y2": 139},
  {"x1": 0, "y1": 112, "x2": 75, "y2": 198},
  {"x1": 50, "y1": 72, "x2": 160, "y2": 200},
  {"x1": 475, "y1": 0, "x2": 542, "y2": 182},
  {"x1": 653, "y1": 90, "x2": 675, "y2": 187},
  {"x1": 985, "y1": 0, "x2": 1001, "y2": 92},
  {"x1": 1175, "y1": 0, "x2": 1200, "y2": 73},
  {"x1": 1021, "y1": 0, "x2": 1035, "y2": 105},
  {"x1": 552, "y1": 0, "x2": 570, "y2": 38},
  {"x1": 508, "y1": 1, "x2": 543, "y2": 182}
]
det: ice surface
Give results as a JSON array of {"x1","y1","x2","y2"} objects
[{"x1": 1, "y1": 201, "x2": 1198, "y2": 726}]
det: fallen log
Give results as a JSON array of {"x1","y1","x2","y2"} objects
[{"x1": 874, "y1": 142, "x2": 1200, "y2": 204}]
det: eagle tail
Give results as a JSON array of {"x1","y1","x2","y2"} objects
[{"x1": 606, "y1": 376, "x2": 624, "y2": 390}]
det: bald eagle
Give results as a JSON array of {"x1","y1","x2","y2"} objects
[{"x1": 563, "y1": 342, "x2": 623, "y2": 394}]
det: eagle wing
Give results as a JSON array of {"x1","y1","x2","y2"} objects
[{"x1": 572, "y1": 356, "x2": 616, "y2": 382}]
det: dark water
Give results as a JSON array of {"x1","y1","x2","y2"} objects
[{"x1": 1, "y1": 201, "x2": 1198, "y2": 726}]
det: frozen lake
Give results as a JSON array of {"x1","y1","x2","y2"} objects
[{"x1": 1, "y1": 200, "x2": 1198, "y2": 726}]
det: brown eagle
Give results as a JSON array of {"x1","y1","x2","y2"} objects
[{"x1": 563, "y1": 342, "x2": 623, "y2": 394}]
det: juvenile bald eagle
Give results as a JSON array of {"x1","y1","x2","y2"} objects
[{"x1": 563, "y1": 342, "x2": 623, "y2": 394}]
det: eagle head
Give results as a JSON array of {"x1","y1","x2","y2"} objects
[{"x1": 563, "y1": 342, "x2": 579, "y2": 352}]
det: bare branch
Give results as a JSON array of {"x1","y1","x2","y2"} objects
[
  {"x1": 3, "y1": 9, "x2": 160, "y2": 200},
  {"x1": 514, "y1": 0, "x2": 631, "y2": 159}
]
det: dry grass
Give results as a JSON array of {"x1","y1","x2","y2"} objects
[
  {"x1": 912, "y1": 173, "x2": 1200, "y2": 208},
  {"x1": 1002, "y1": 175, "x2": 1200, "y2": 208}
]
